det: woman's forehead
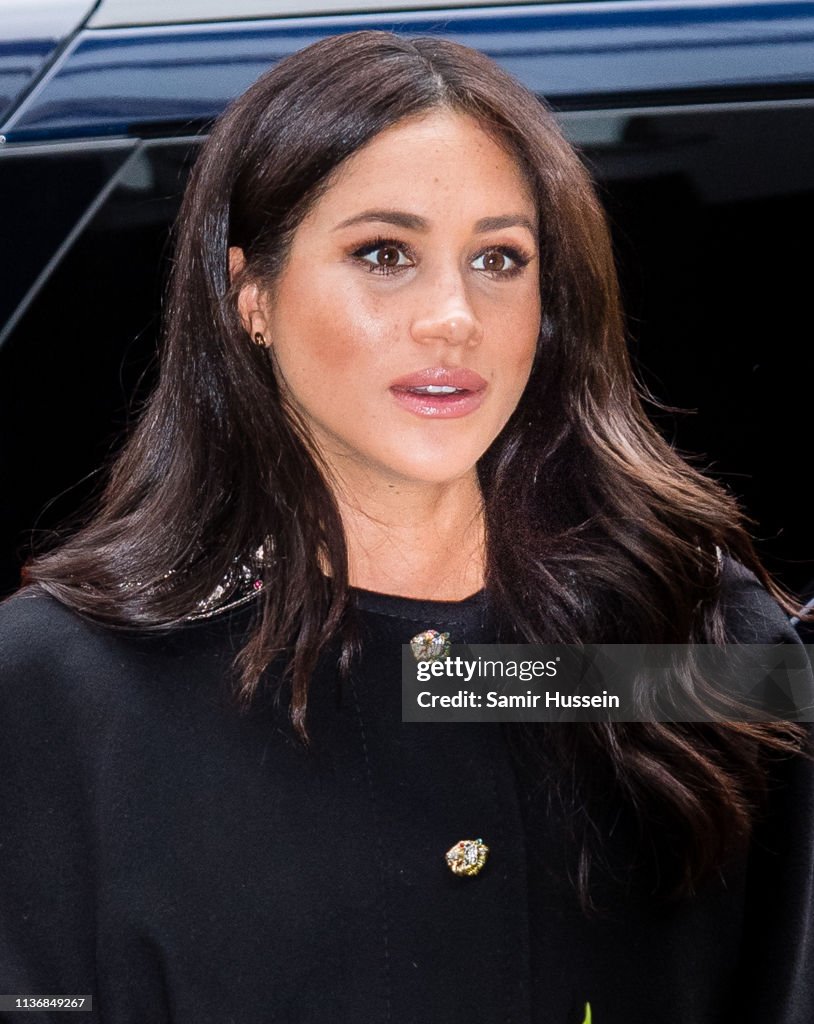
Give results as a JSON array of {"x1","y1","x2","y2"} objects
[{"x1": 298, "y1": 109, "x2": 538, "y2": 231}]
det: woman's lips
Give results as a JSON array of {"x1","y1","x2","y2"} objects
[{"x1": 389, "y1": 368, "x2": 487, "y2": 419}]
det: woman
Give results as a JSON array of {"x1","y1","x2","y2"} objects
[{"x1": 0, "y1": 30, "x2": 811, "y2": 1024}]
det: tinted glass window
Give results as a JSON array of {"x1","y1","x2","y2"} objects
[
  {"x1": 0, "y1": 139, "x2": 199, "y2": 593},
  {"x1": 0, "y1": 143, "x2": 134, "y2": 334},
  {"x1": 580, "y1": 102, "x2": 813, "y2": 594}
]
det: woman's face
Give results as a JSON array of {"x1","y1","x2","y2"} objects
[{"x1": 239, "y1": 109, "x2": 541, "y2": 491}]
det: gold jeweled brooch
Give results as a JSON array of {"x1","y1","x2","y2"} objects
[{"x1": 445, "y1": 838, "x2": 489, "y2": 877}]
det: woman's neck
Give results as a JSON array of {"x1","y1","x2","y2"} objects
[{"x1": 331, "y1": 467, "x2": 486, "y2": 601}]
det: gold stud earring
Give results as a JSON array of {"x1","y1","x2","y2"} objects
[{"x1": 253, "y1": 331, "x2": 266, "y2": 347}]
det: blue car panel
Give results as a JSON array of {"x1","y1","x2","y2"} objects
[
  {"x1": 2, "y1": 0, "x2": 814, "y2": 141},
  {"x1": 0, "y1": 1, "x2": 97, "y2": 124}
]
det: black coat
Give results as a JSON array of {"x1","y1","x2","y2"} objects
[{"x1": 0, "y1": 560, "x2": 812, "y2": 1023}]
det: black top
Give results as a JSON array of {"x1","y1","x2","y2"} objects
[{"x1": 0, "y1": 559, "x2": 812, "y2": 1024}]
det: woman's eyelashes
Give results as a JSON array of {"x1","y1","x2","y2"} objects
[{"x1": 349, "y1": 236, "x2": 533, "y2": 278}]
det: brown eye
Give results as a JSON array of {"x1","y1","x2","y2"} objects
[
  {"x1": 472, "y1": 247, "x2": 529, "y2": 277},
  {"x1": 354, "y1": 240, "x2": 413, "y2": 272},
  {"x1": 482, "y1": 250, "x2": 506, "y2": 272},
  {"x1": 377, "y1": 245, "x2": 401, "y2": 267}
]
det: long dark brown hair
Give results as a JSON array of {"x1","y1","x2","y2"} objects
[{"x1": 20, "y1": 30, "x2": 807, "y2": 906}]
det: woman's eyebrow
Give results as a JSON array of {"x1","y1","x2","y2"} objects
[
  {"x1": 333, "y1": 209, "x2": 536, "y2": 234},
  {"x1": 474, "y1": 214, "x2": 536, "y2": 234},
  {"x1": 334, "y1": 209, "x2": 425, "y2": 231}
]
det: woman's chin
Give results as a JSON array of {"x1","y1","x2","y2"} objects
[
  {"x1": 374, "y1": 455, "x2": 483, "y2": 490},
  {"x1": 322, "y1": 448, "x2": 483, "y2": 492}
]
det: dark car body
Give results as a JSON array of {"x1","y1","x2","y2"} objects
[{"x1": 1, "y1": 0, "x2": 813, "y2": 616}]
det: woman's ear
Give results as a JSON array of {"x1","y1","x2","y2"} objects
[
  {"x1": 228, "y1": 246, "x2": 269, "y2": 344},
  {"x1": 228, "y1": 245, "x2": 246, "y2": 283}
]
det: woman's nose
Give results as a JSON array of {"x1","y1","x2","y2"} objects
[{"x1": 409, "y1": 275, "x2": 483, "y2": 349}]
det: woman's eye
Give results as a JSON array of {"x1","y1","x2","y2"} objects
[
  {"x1": 353, "y1": 242, "x2": 413, "y2": 273},
  {"x1": 471, "y1": 248, "x2": 527, "y2": 275}
]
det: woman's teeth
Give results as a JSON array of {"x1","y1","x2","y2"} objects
[{"x1": 408, "y1": 385, "x2": 462, "y2": 394}]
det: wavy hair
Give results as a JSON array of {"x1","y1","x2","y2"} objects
[{"x1": 21, "y1": 30, "x2": 807, "y2": 907}]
